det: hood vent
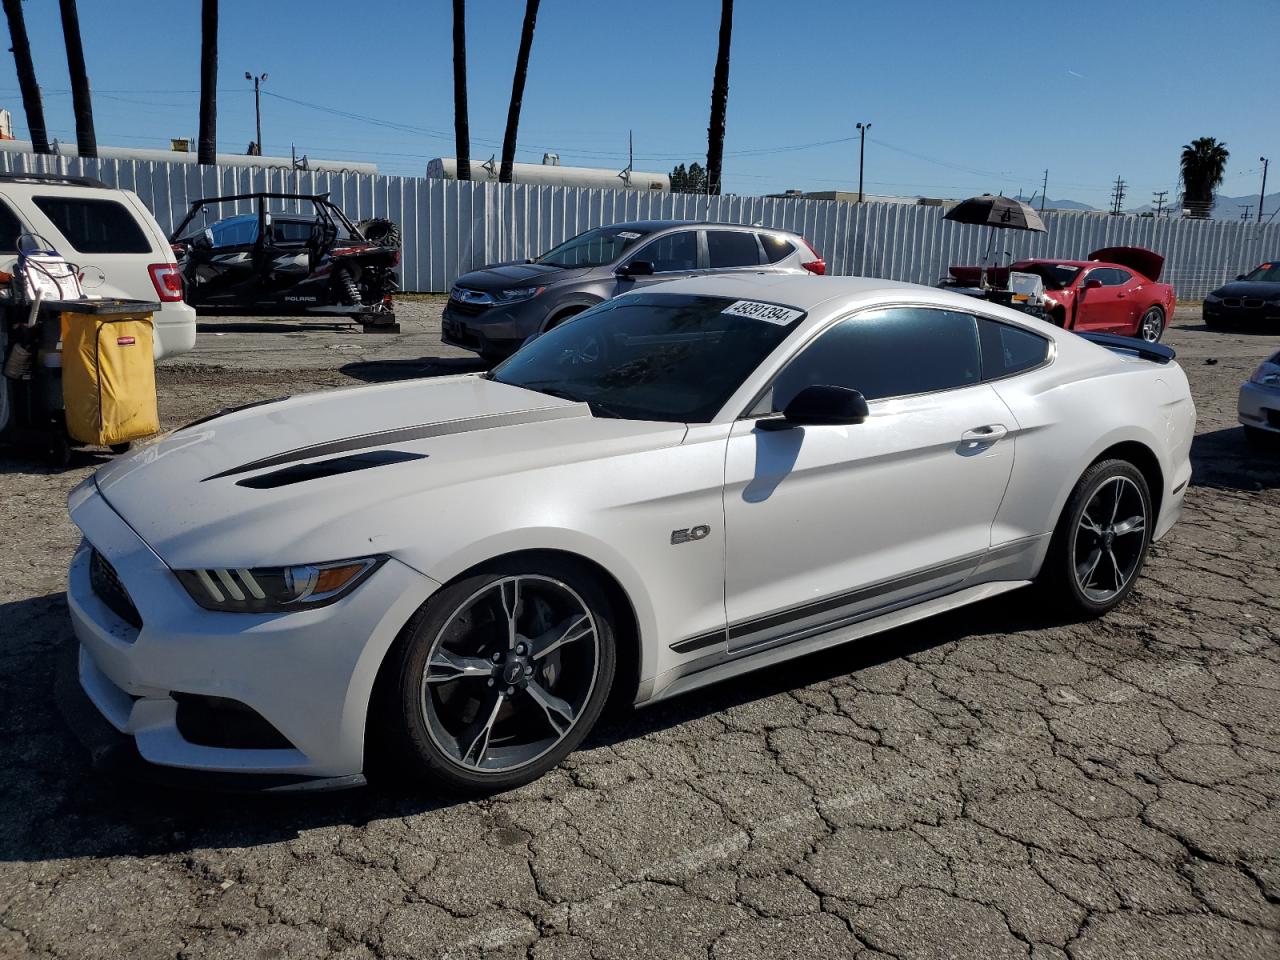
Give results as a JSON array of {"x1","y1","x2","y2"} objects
[{"x1": 237, "y1": 450, "x2": 426, "y2": 489}]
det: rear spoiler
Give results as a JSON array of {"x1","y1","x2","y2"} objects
[{"x1": 1075, "y1": 332, "x2": 1176, "y2": 364}]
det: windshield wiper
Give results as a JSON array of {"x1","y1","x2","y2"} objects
[{"x1": 510, "y1": 382, "x2": 628, "y2": 419}]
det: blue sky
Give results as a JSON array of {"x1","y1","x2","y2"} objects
[{"x1": 0, "y1": 0, "x2": 1275, "y2": 210}]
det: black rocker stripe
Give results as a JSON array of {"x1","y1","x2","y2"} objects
[
  {"x1": 203, "y1": 403, "x2": 589, "y2": 482},
  {"x1": 726, "y1": 553, "x2": 983, "y2": 642},
  {"x1": 668, "y1": 540, "x2": 1032, "y2": 653},
  {"x1": 669, "y1": 629, "x2": 728, "y2": 654}
]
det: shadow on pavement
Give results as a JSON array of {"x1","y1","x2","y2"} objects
[
  {"x1": 196, "y1": 320, "x2": 362, "y2": 335},
  {"x1": 1190, "y1": 426, "x2": 1280, "y2": 491},
  {"x1": 0, "y1": 585, "x2": 1065, "y2": 866}
]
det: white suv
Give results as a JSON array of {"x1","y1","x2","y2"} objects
[{"x1": 0, "y1": 173, "x2": 196, "y2": 358}]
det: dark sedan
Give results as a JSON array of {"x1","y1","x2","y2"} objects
[{"x1": 1203, "y1": 261, "x2": 1280, "y2": 329}]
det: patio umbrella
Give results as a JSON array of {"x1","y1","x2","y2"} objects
[{"x1": 944, "y1": 194, "x2": 1047, "y2": 232}]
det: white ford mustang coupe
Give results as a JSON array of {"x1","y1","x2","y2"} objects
[{"x1": 67, "y1": 274, "x2": 1195, "y2": 792}]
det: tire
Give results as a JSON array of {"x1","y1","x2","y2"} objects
[
  {"x1": 545, "y1": 307, "x2": 586, "y2": 332},
  {"x1": 1138, "y1": 306, "x2": 1165, "y2": 343},
  {"x1": 377, "y1": 557, "x2": 617, "y2": 793},
  {"x1": 334, "y1": 267, "x2": 362, "y2": 306},
  {"x1": 356, "y1": 218, "x2": 401, "y2": 249},
  {"x1": 1038, "y1": 459, "x2": 1153, "y2": 618}
]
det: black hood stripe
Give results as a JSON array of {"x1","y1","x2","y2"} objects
[{"x1": 203, "y1": 403, "x2": 589, "y2": 482}]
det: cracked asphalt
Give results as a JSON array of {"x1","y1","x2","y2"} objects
[{"x1": 0, "y1": 303, "x2": 1277, "y2": 959}]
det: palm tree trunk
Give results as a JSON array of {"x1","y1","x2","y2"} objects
[
  {"x1": 499, "y1": 0, "x2": 540, "y2": 184},
  {"x1": 452, "y1": 0, "x2": 470, "y2": 180},
  {"x1": 197, "y1": 0, "x2": 218, "y2": 165},
  {"x1": 58, "y1": 0, "x2": 96, "y2": 158},
  {"x1": 2, "y1": 0, "x2": 51, "y2": 155},
  {"x1": 705, "y1": 0, "x2": 733, "y2": 195}
]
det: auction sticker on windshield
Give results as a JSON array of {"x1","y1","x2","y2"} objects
[
  {"x1": 616, "y1": 231, "x2": 643, "y2": 240},
  {"x1": 722, "y1": 300, "x2": 804, "y2": 325}
]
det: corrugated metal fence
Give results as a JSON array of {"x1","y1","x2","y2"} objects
[{"x1": 3, "y1": 151, "x2": 1276, "y2": 299}]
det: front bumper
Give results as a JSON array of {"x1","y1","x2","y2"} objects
[
  {"x1": 67, "y1": 484, "x2": 439, "y2": 782},
  {"x1": 1239, "y1": 380, "x2": 1280, "y2": 434},
  {"x1": 1203, "y1": 302, "x2": 1280, "y2": 327},
  {"x1": 441, "y1": 300, "x2": 546, "y2": 357}
]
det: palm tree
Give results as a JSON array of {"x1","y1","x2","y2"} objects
[
  {"x1": 705, "y1": 0, "x2": 734, "y2": 195},
  {"x1": 452, "y1": 0, "x2": 470, "y2": 180},
  {"x1": 197, "y1": 0, "x2": 218, "y2": 165},
  {"x1": 58, "y1": 0, "x2": 96, "y2": 158},
  {"x1": 1180, "y1": 137, "x2": 1229, "y2": 218},
  {"x1": 2, "y1": 0, "x2": 51, "y2": 154},
  {"x1": 499, "y1": 0, "x2": 540, "y2": 184}
]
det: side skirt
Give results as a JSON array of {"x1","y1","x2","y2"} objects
[{"x1": 637, "y1": 580, "x2": 1030, "y2": 706}]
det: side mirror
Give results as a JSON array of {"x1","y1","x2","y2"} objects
[
  {"x1": 1083, "y1": 278, "x2": 1103, "y2": 290},
  {"x1": 759, "y1": 384, "x2": 870, "y2": 430},
  {"x1": 617, "y1": 260, "x2": 654, "y2": 278}
]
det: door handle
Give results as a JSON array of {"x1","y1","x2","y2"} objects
[{"x1": 961, "y1": 424, "x2": 1007, "y2": 443}]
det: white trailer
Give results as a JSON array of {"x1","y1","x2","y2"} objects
[{"x1": 427, "y1": 156, "x2": 669, "y2": 192}]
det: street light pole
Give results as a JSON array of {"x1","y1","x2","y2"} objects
[
  {"x1": 245, "y1": 71, "x2": 267, "y2": 155},
  {"x1": 1259, "y1": 156, "x2": 1270, "y2": 224},
  {"x1": 856, "y1": 122, "x2": 870, "y2": 203}
]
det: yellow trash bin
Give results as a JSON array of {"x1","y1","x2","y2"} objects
[{"x1": 61, "y1": 311, "x2": 160, "y2": 446}]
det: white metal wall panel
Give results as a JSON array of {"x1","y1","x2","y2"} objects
[{"x1": 0, "y1": 150, "x2": 1275, "y2": 298}]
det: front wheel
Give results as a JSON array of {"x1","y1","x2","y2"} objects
[
  {"x1": 1038, "y1": 459, "x2": 1152, "y2": 617},
  {"x1": 1138, "y1": 306, "x2": 1165, "y2": 343},
  {"x1": 380, "y1": 559, "x2": 616, "y2": 793}
]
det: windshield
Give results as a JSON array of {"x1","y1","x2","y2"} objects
[
  {"x1": 492, "y1": 293, "x2": 805, "y2": 422},
  {"x1": 1243, "y1": 262, "x2": 1280, "y2": 283},
  {"x1": 535, "y1": 226, "x2": 649, "y2": 268},
  {"x1": 1012, "y1": 262, "x2": 1080, "y2": 290}
]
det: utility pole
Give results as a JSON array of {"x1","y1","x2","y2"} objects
[
  {"x1": 245, "y1": 71, "x2": 267, "y2": 155},
  {"x1": 1240, "y1": 204, "x2": 1253, "y2": 221},
  {"x1": 1109, "y1": 176, "x2": 1127, "y2": 216},
  {"x1": 1152, "y1": 190, "x2": 1168, "y2": 218},
  {"x1": 1259, "y1": 157, "x2": 1269, "y2": 223},
  {"x1": 855, "y1": 122, "x2": 870, "y2": 202},
  {"x1": 1039, "y1": 169, "x2": 1048, "y2": 213}
]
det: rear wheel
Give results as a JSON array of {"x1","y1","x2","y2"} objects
[
  {"x1": 1038, "y1": 459, "x2": 1152, "y2": 617},
  {"x1": 380, "y1": 559, "x2": 616, "y2": 793},
  {"x1": 1139, "y1": 306, "x2": 1165, "y2": 343}
]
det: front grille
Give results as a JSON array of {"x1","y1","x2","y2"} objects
[
  {"x1": 1243, "y1": 297, "x2": 1264, "y2": 309},
  {"x1": 447, "y1": 295, "x2": 491, "y2": 318},
  {"x1": 173, "y1": 693, "x2": 292, "y2": 749},
  {"x1": 89, "y1": 548, "x2": 142, "y2": 629},
  {"x1": 1223, "y1": 297, "x2": 1241, "y2": 307}
]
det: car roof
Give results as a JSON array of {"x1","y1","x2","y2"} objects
[
  {"x1": 604, "y1": 219, "x2": 796, "y2": 235},
  {"x1": 629, "y1": 272, "x2": 932, "y2": 311}
]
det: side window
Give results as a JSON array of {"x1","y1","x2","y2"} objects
[
  {"x1": 633, "y1": 231, "x2": 697, "y2": 273},
  {"x1": 759, "y1": 233, "x2": 794, "y2": 263},
  {"x1": 1106, "y1": 268, "x2": 1133, "y2": 286},
  {"x1": 272, "y1": 220, "x2": 313, "y2": 244},
  {"x1": 768, "y1": 307, "x2": 981, "y2": 410},
  {"x1": 31, "y1": 196, "x2": 152, "y2": 254},
  {"x1": 0, "y1": 199, "x2": 23, "y2": 252},
  {"x1": 211, "y1": 218, "x2": 257, "y2": 248},
  {"x1": 707, "y1": 229, "x2": 762, "y2": 268},
  {"x1": 978, "y1": 318, "x2": 1050, "y2": 379}
]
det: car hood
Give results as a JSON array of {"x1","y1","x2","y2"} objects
[
  {"x1": 453, "y1": 261, "x2": 588, "y2": 292},
  {"x1": 91, "y1": 375, "x2": 686, "y2": 569},
  {"x1": 1088, "y1": 246, "x2": 1164, "y2": 282},
  {"x1": 1208, "y1": 280, "x2": 1280, "y2": 299}
]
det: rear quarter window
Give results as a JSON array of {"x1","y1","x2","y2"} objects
[
  {"x1": 760, "y1": 233, "x2": 794, "y2": 263},
  {"x1": 978, "y1": 318, "x2": 1050, "y2": 378},
  {"x1": 32, "y1": 196, "x2": 153, "y2": 254}
]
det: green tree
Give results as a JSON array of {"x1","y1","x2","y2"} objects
[
  {"x1": 670, "y1": 162, "x2": 708, "y2": 194},
  {"x1": 1180, "y1": 137, "x2": 1229, "y2": 217}
]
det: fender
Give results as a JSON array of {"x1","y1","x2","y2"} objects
[{"x1": 540, "y1": 296, "x2": 604, "y2": 332}]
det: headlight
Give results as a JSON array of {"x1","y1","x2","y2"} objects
[
  {"x1": 174, "y1": 556, "x2": 384, "y2": 613},
  {"x1": 495, "y1": 286, "x2": 545, "y2": 303},
  {"x1": 1250, "y1": 362, "x2": 1280, "y2": 386}
]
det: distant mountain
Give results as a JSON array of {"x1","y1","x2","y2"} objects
[
  {"x1": 1012, "y1": 194, "x2": 1097, "y2": 212},
  {"x1": 1211, "y1": 192, "x2": 1280, "y2": 221}
]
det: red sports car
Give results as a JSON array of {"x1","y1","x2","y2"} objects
[{"x1": 947, "y1": 247, "x2": 1175, "y2": 342}]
